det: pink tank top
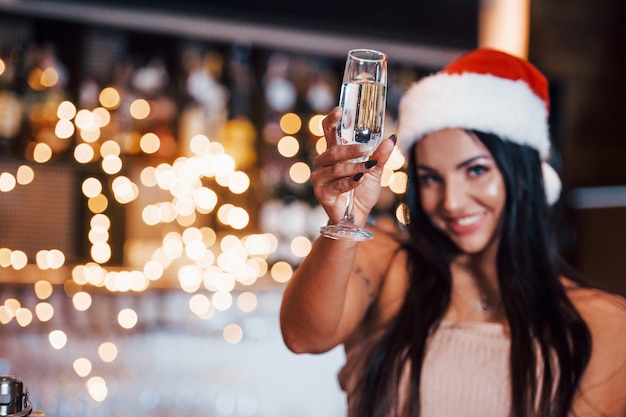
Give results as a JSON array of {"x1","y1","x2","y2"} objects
[{"x1": 339, "y1": 321, "x2": 512, "y2": 417}]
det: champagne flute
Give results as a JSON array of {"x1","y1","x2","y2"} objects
[{"x1": 320, "y1": 49, "x2": 387, "y2": 241}]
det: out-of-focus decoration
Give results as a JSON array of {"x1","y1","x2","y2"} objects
[{"x1": 0, "y1": 15, "x2": 421, "y2": 417}]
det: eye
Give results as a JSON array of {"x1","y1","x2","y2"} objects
[
  {"x1": 467, "y1": 165, "x2": 489, "y2": 177},
  {"x1": 417, "y1": 172, "x2": 440, "y2": 185}
]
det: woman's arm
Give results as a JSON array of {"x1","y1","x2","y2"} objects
[
  {"x1": 279, "y1": 107, "x2": 396, "y2": 354},
  {"x1": 570, "y1": 289, "x2": 626, "y2": 416}
]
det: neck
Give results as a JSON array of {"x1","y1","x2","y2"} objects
[{"x1": 447, "y1": 251, "x2": 504, "y2": 322}]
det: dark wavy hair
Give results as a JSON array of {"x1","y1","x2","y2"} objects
[{"x1": 352, "y1": 131, "x2": 592, "y2": 417}]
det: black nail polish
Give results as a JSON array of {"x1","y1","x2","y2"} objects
[
  {"x1": 353, "y1": 172, "x2": 364, "y2": 181},
  {"x1": 364, "y1": 160, "x2": 378, "y2": 169},
  {"x1": 390, "y1": 134, "x2": 397, "y2": 145}
]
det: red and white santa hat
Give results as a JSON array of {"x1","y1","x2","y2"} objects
[{"x1": 397, "y1": 48, "x2": 561, "y2": 204}]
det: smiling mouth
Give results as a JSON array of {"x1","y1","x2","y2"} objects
[{"x1": 451, "y1": 213, "x2": 485, "y2": 227}]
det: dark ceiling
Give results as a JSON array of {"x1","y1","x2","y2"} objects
[{"x1": 44, "y1": 0, "x2": 480, "y2": 49}]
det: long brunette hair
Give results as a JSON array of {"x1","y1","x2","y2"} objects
[{"x1": 352, "y1": 131, "x2": 592, "y2": 417}]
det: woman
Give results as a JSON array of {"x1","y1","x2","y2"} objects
[{"x1": 279, "y1": 48, "x2": 626, "y2": 416}]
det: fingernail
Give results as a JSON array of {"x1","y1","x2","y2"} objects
[
  {"x1": 390, "y1": 134, "x2": 397, "y2": 145},
  {"x1": 364, "y1": 160, "x2": 378, "y2": 169},
  {"x1": 353, "y1": 172, "x2": 364, "y2": 181}
]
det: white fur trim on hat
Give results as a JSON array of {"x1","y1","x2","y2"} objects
[
  {"x1": 542, "y1": 162, "x2": 562, "y2": 204},
  {"x1": 397, "y1": 72, "x2": 552, "y2": 159}
]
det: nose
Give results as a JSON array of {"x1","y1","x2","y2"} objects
[{"x1": 441, "y1": 177, "x2": 467, "y2": 213}]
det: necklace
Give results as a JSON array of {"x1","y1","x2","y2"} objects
[{"x1": 475, "y1": 295, "x2": 493, "y2": 315}]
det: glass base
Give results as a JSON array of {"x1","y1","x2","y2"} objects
[{"x1": 320, "y1": 222, "x2": 373, "y2": 241}]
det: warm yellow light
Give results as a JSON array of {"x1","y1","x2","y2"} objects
[
  {"x1": 277, "y1": 135, "x2": 299, "y2": 158},
  {"x1": 86, "y1": 376, "x2": 108, "y2": 402},
  {"x1": 388, "y1": 171, "x2": 408, "y2": 194},
  {"x1": 80, "y1": 126, "x2": 101, "y2": 143},
  {"x1": 74, "y1": 143, "x2": 95, "y2": 164},
  {"x1": 82, "y1": 177, "x2": 103, "y2": 198},
  {"x1": 237, "y1": 291, "x2": 257, "y2": 313},
  {"x1": 227, "y1": 171, "x2": 250, "y2": 194},
  {"x1": 16, "y1": 165, "x2": 35, "y2": 185},
  {"x1": 100, "y1": 140, "x2": 121, "y2": 157},
  {"x1": 57, "y1": 101, "x2": 77, "y2": 120},
  {"x1": 15, "y1": 308, "x2": 33, "y2": 327},
  {"x1": 290, "y1": 236, "x2": 313, "y2": 258},
  {"x1": 212, "y1": 291, "x2": 233, "y2": 311},
  {"x1": 396, "y1": 203, "x2": 408, "y2": 225},
  {"x1": 117, "y1": 308, "x2": 138, "y2": 329},
  {"x1": 223, "y1": 324, "x2": 243, "y2": 344},
  {"x1": 87, "y1": 194, "x2": 108, "y2": 214},
  {"x1": 144, "y1": 260, "x2": 164, "y2": 281},
  {"x1": 48, "y1": 329, "x2": 68, "y2": 349},
  {"x1": 73, "y1": 358, "x2": 92, "y2": 377},
  {"x1": 92, "y1": 107, "x2": 111, "y2": 127},
  {"x1": 98, "y1": 342, "x2": 118, "y2": 363},
  {"x1": 10, "y1": 250, "x2": 27, "y2": 270},
  {"x1": 140, "y1": 132, "x2": 160, "y2": 154},
  {"x1": 0, "y1": 248, "x2": 11, "y2": 267},
  {"x1": 308, "y1": 114, "x2": 325, "y2": 136},
  {"x1": 244, "y1": 234, "x2": 272, "y2": 256},
  {"x1": 91, "y1": 241, "x2": 112, "y2": 263},
  {"x1": 140, "y1": 166, "x2": 157, "y2": 187},
  {"x1": 279, "y1": 112, "x2": 302, "y2": 134},
  {"x1": 33, "y1": 143, "x2": 52, "y2": 163},
  {"x1": 34, "y1": 280, "x2": 54, "y2": 300},
  {"x1": 89, "y1": 226, "x2": 108, "y2": 244},
  {"x1": 101, "y1": 154, "x2": 123, "y2": 175},
  {"x1": 189, "y1": 294, "x2": 212, "y2": 317},
  {"x1": 99, "y1": 87, "x2": 121, "y2": 109},
  {"x1": 270, "y1": 261, "x2": 293, "y2": 283},
  {"x1": 130, "y1": 98, "x2": 150, "y2": 119},
  {"x1": 289, "y1": 162, "x2": 311, "y2": 184},
  {"x1": 315, "y1": 137, "x2": 327, "y2": 154},
  {"x1": 0, "y1": 172, "x2": 16, "y2": 192},
  {"x1": 189, "y1": 134, "x2": 210, "y2": 155},
  {"x1": 35, "y1": 249, "x2": 65, "y2": 269},
  {"x1": 72, "y1": 291, "x2": 93, "y2": 311},
  {"x1": 75, "y1": 109, "x2": 96, "y2": 130},
  {"x1": 35, "y1": 302, "x2": 54, "y2": 322},
  {"x1": 0, "y1": 306, "x2": 12, "y2": 324},
  {"x1": 54, "y1": 119, "x2": 75, "y2": 139},
  {"x1": 40, "y1": 67, "x2": 59, "y2": 87},
  {"x1": 227, "y1": 207, "x2": 249, "y2": 230},
  {"x1": 91, "y1": 214, "x2": 111, "y2": 230},
  {"x1": 386, "y1": 146, "x2": 405, "y2": 170}
]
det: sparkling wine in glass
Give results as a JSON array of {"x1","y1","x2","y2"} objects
[{"x1": 320, "y1": 49, "x2": 387, "y2": 241}]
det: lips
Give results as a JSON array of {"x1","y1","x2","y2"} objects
[{"x1": 446, "y1": 212, "x2": 486, "y2": 234}]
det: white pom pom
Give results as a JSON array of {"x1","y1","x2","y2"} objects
[{"x1": 542, "y1": 162, "x2": 562, "y2": 205}]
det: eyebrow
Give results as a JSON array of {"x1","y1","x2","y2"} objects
[{"x1": 416, "y1": 155, "x2": 493, "y2": 172}]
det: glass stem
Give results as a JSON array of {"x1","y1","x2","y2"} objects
[{"x1": 342, "y1": 189, "x2": 356, "y2": 223}]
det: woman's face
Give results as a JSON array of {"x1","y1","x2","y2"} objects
[{"x1": 415, "y1": 129, "x2": 506, "y2": 255}]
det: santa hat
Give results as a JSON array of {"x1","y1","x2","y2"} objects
[{"x1": 397, "y1": 48, "x2": 561, "y2": 204}]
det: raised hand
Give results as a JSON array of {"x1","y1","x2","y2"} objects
[{"x1": 312, "y1": 107, "x2": 396, "y2": 228}]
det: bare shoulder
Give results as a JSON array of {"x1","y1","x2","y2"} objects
[
  {"x1": 565, "y1": 279, "x2": 626, "y2": 332},
  {"x1": 565, "y1": 280, "x2": 626, "y2": 416}
]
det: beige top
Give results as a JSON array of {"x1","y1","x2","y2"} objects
[{"x1": 339, "y1": 321, "x2": 512, "y2": 417}]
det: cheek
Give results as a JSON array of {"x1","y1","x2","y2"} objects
[
  {"x1": 419, "y1": 187, "x2": 440, "y2": 215},
  {"x1": 481, "y1": 175, "x2": 507, "y2": 211}
]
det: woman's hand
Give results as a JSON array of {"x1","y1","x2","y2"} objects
[{"x1": 311, "y1": 107, "x2": 396, "y2": 226}]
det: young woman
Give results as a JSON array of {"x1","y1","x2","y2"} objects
[{"x1": 279, "y1": 48, "x2": 626, "y2": 416}]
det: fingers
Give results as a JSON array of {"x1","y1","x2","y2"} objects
[{"x1": 321, "y1": 107, "x2": 342, "y2": 147}]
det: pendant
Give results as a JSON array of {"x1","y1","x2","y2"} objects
[{"x1": 475, "y1": 297, "x2": 492, "y2": 315}]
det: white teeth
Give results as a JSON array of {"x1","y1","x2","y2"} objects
[{"x1": 455, "y1": 213, "x2": 483, "y2": 226}]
